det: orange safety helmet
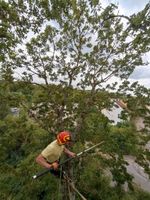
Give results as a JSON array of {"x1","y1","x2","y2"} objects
[{"x1": 57, "y1": 131, "x2": 71, "y2": 144}]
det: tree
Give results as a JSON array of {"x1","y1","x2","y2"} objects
[{"x1": 1, "y1": 0, "x2": 150, "y2": 199}]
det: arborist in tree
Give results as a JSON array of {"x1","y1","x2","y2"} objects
[{"x1": 35, "y1": 131, "x2": 76, "y2": 178}]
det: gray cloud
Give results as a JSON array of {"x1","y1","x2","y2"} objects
[
  {"x1": 129, "y1": 78, "x2": 150, "y2": 88},
  {"x1": 107, "y1": 0, "x2": 150, "y2": 16},
  {"x1": 119, "y1": 0, "x2": 149, "y2": 10},
  {"x1": 130, "y1": 66, "x2": 150, "y2": 79}
]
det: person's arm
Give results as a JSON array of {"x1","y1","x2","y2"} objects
[
  {"x1": 36, "y1": 154, "x2": 52, "y2": 169},
  {"x1": 63, "y1": 147, "x2": 76, "y2": 157},
  {"x1": 36, "y1": 154, "x2": 59, "y2": 170}
]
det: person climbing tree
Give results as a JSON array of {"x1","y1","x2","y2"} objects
[{"x1": 35, "y1": 131, "x2": 76, "y2": 178}]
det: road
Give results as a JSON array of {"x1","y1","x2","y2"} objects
[{"x1": 124, "y1": 156, "x2": 150, "y2": 192}]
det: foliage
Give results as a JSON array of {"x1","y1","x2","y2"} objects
[{"x1": 0, "y1": 0, "x2": 150, "y2": 199}]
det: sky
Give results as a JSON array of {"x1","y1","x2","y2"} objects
[{"x1": 101, "y1": 0, "x2": 150, "y2": 88}]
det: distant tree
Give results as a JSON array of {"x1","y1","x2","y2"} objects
[{"x1": 115, "y1": 82, "x2": 150, "y2": 180}]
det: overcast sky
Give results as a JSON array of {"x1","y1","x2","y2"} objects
[{"x1": 101, "y1": 0, "x2": 150, "y2": 88}]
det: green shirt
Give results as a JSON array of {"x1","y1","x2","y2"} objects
[{"x1": 41, "y1": 140, "x2": 65, "y2": 163}]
